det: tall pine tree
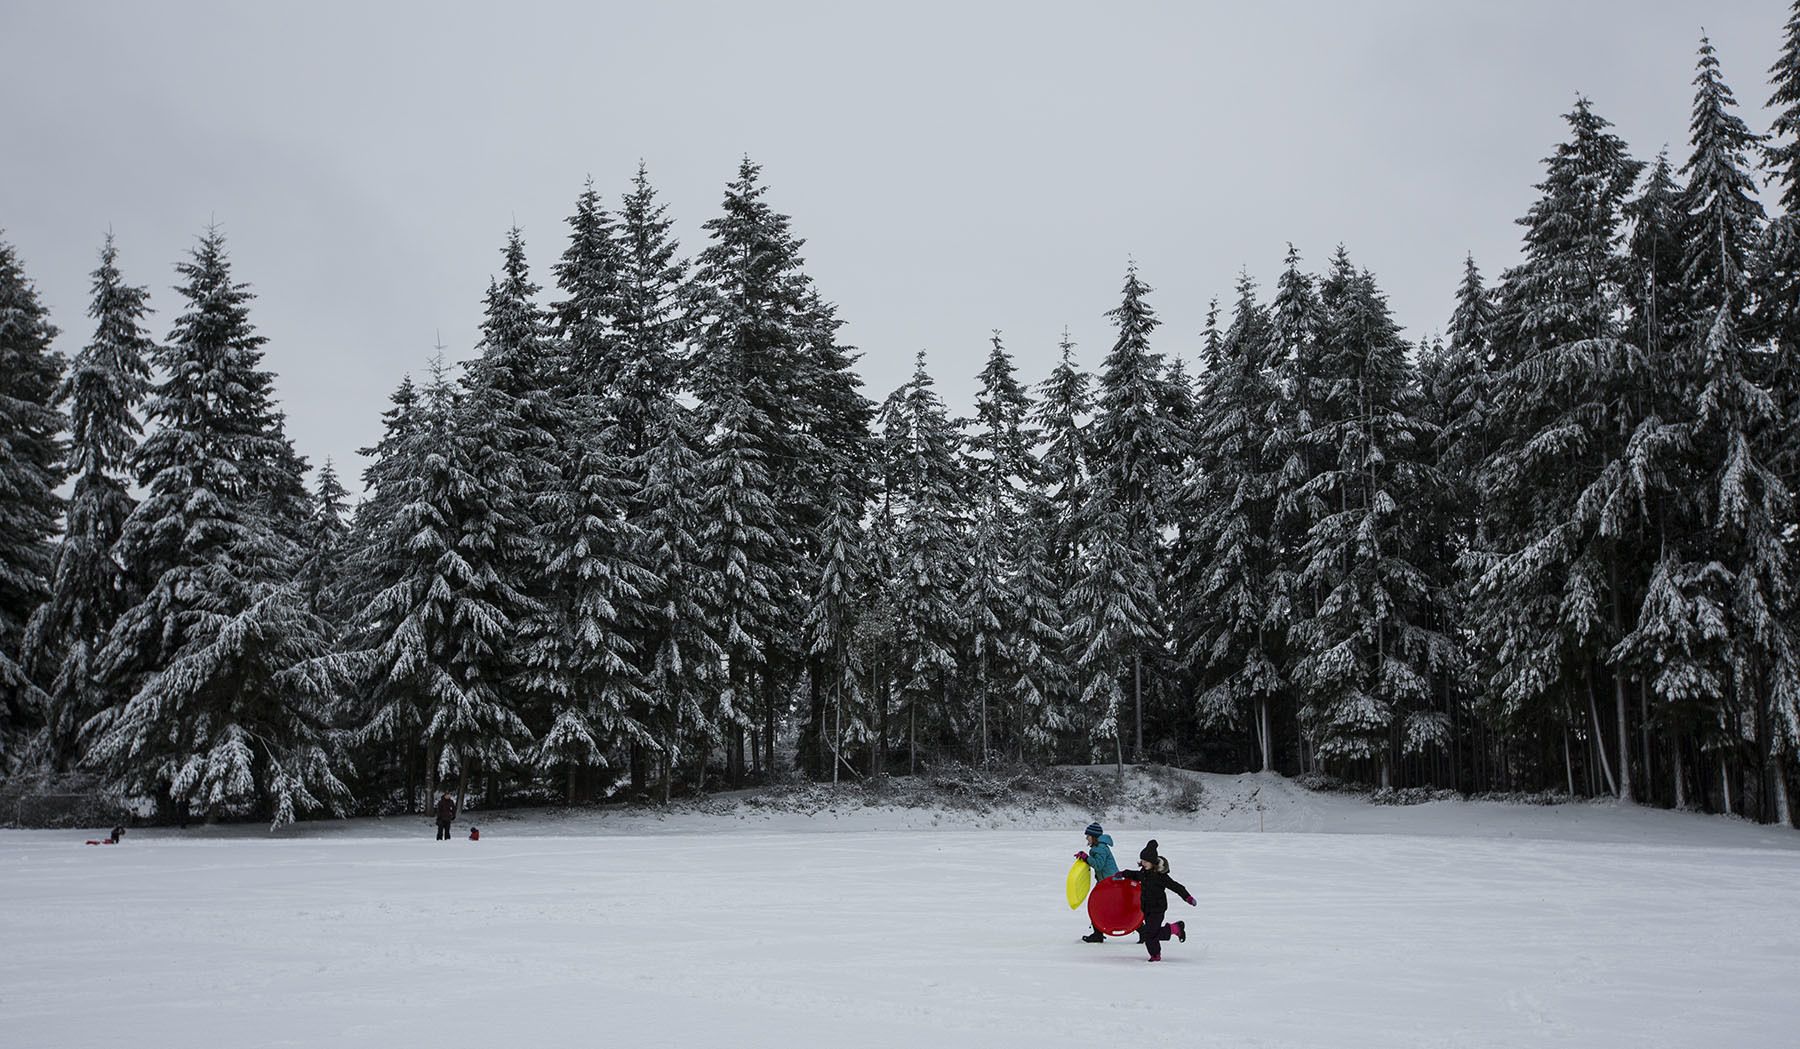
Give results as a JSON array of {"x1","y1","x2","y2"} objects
[
  {"x1": 92, "y1": 229, "x2": 344, "y2": 824},
  {"x1": 1290, "y1": 255, "x2": 1445, "y2": 785},
  {"x1": 1177, "y1": 275, "x2": 1287, "y2": 770},
  {"x1": 880, "y1": 353, "x2": 967, "y2": 771},
  {"x1": 24, "y1": 236, "x2": 144, "y2": 771},
  {"x1": 1091, "y1": 264, "x2": 1170, "y2": 760},
  {"x1": 1472, "y1": 100, "x2": 1647, "y2": 799},
  {"x1": 0, "y1": 237, "x2": 66, "y2": 764}
]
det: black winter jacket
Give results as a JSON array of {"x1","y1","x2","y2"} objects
[{"x1": 1119, "y1": 868, "x2": 1191, "y2": 914}]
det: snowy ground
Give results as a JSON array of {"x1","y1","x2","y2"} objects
[{"x1": 3, "y1": 773, "x2": 1797, "y2": 1049}]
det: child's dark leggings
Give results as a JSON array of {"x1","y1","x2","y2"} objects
[
  {"x1": 1139, "y1": 909, "x2": 1173, "y2": 958},
  {"x1": 436, "y1": 822, "x2": 451, "y2": 840}
]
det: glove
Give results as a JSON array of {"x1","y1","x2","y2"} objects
[
  {"x1": 1075, "y1": 851, "x2": 1088, "y2": 862},
  {"x1": 1183, "y1": 895, "x2": 1196, "y2": 906}
]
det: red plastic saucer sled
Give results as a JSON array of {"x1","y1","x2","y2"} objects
[{"x1": 1086, "y1": 875, "x2": 1142, "y2": 937}]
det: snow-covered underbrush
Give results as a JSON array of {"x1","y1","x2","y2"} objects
[
  {"x1": 0, "y1": 770, "x2": 131, "y2": 828},
  {"x1": 702, "y1": 762, "x2": 1205, "y2": 819},
  {"x1": 1297, "y1": 771, "x2": 1569, "y2": 807}
]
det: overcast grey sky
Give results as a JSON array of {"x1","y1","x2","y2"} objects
[{"x1": 3, "y1": 1, "x2": 1786, "y2": 489}]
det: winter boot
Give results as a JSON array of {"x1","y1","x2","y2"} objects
[
  {"x1": 1081, "y1": 930, "x2": 1105, "y2": 944},
  {"x1": 1174, "y1": 921, "x2": 1186, "y2": 943},
  {"x1": 1146, "y1": 955, "x2": 1162, "y2": 962}
]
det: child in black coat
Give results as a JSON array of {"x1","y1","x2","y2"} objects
[{"x1": 1118, "y1": 839, "x2": 1195, "y2": 961}]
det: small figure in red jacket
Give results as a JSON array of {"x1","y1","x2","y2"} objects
[{"x1": 434, "y1": 790, "x2": 457, "y2": 841}]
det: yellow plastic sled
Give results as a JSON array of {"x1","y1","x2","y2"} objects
[{"x1": 1065, "y1": 857, "x2": 1093, "y2": 909}]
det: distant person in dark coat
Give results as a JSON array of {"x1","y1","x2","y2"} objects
[
  {"x1": 434, "y1": 790, "x2": 457, "y2": 841},
  {"x1": 1118, "y1": 839, "x2": 1195, "y2": 961}
]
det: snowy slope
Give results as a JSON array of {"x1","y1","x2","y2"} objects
[{"x1": 2, "y1": 774, "x2": 1795, "y2": 1049}]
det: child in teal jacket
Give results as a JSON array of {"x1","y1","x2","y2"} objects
[{"x1": 1076, "y1": 821, "x2": 1117, "y2": 943}]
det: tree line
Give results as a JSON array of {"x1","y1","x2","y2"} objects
[{"x1": 3, "y1": 16, "x2": 1800, "y2": 826}]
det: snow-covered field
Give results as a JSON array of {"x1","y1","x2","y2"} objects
[{"x1": 3, "y1": 773, "x2": 1797, "y2": 1049}]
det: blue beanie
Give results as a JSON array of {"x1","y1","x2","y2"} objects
[{"x1": 1085, "y1": 822, "x2": 1104, "y2": 838}]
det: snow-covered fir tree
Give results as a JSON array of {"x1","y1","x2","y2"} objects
[
  {"x1": 789, "y1": 290, "x2": 876, "y2": 777},
  {"x1": 1624, "y1": 153, "x2": 1688, "y2": 359},
  {"x1": 1091, "y1": 264, "x2": 1170, "y2": 760},
  {"x1": 1435, "y1": 254, "x2": 1497, "y2": 482},
  {"x1": 1176, "y1": 275, "x2": 1287, "y2": 771},
  {"x1": 960, "y1": 332, "x2": 1040, "y2": 762},
  {"x1": 1472, "y1": 100, "x2": 1647, "y2": 799},
  {"x1": 297, "y1": 459, "x2": 350, "y2": 621},
  {"x1": 1005, "y1": 525, "x2": 1072, "y2": 762},
  {"x1": 686, "y1": 158, "x2": 828, "y2": 780},
  {"x1": 545, "y1": 185, "x2": 667, "y2": 794},
  {"x1": 804, "y1": 472, "x2": 871, "y2": 782},
  {"x1": 880, "y1": 353, "x2": 967, "y2": 771},
  {"x1": 1267, "y1": 255, "x2": 1326, "y2": 749},
  {"x1": 0, "y1": 237, "x2": 66, "y2": 763},
  {"x1": 350, "y1": 358, "x2": 529, "y2": 811},
  {"x1": 23, "y1": 237, "x2": 144, "y2": 771},
  {"x1": 609, "y1": 164, "x2": 690, "y2": 465},
  {"x1": 1417, "y1": 257, "x2": 1497, "y2": 788},
  {"x1": 1032, "y1": 330, "x2": 1092, "y2": 580},
  {"x1": 1657, "y1": 38, "x2": 1793, "y2": 822},
  {"x1": 1679, "y1": 37, "x2": 1767, "y2": 324},
  {"x1": 445, "y1": 227, "x2": 565, "y2": 798},
  {"x1": 634, "y1": 398, "x2": 724, "y2": 799},
  {"x1": 695, "y1": 388, "x2": 786, "y2": 784},
  {"x1": 550, "y1": 177, "x2": 625, "y2": 405},
  {"x1": 1768, "y1": 0, "x2": 1800, "y2": 217},
  {"x1": 1065, "y1": 485, "x2": 1155, "y2": 781},
  {"x1": 1289, "y1": 253, "x2": 1445, "y2": 786},
  {"x1": 91, "y1": 229, "x2": 345, "y2": 825},
  {"x1": 1760, "y1": 7, "x2": 1800, "y2": 699},
  {"x1": 520, "y1": 403, "x2": 657, "y2": 803}
]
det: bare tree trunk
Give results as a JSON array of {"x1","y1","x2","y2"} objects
[
  {"x1": 1445, "y1": 675, "x2": 1457, "y2": 791},
  {"x1": 763, "y1": 672, "x2": 777, "y2": 781},
  {"x1": 832, "y1": 643, "x2": 843, "y2": 786},
  {"x1": 455, "y1": 749, "x2": 469, "y2": 815},
  {"x1": 630, "y1": 743, "x2": 647, "y2": 797},
  {"x1": 405, "y1": 741, "x2": 417, "y2": 814},
  {"x1": 1720, "y1": 760, "x2": 1733, "y2": 816},
  {"x1": 1563, "y1": 726, "x2": 1575, "y2": 797},
  {"x1": 1133, "y1": 652, "x2": 1143, "y2": 764},
  {"x1": 1586, "y1": 672, "x2": 1617, "y2": 797},
  {"x1": 1297, "y1": 709, "x2": 1308, "y2": 776},
  {"x1": 807, "y1": 665, "x2": 825, "y2": 780},
  {"x1": 1638, "y1": 681, "x2": 1652, "y2": 806},
  {"x1": 1613, "y1": 675, "x2": 1633, "y2": 803},
  {"x1": 908, "y1": 704, "x2": 916, "y2": 776},
  {"x1": 1673, "y1": 736, "x2": 1687, "y2": 809},
  {"x1": 1776, "y1": 757, "x2": 1791, "y2": 827},
  {"x1": 873, "y1": 657, "x2": 887, "y2": 782},
  {"x1": 1755, "y1": 677, "x2": 1772, "y2": 823},
  {"x1": 1256, "y1": 697, "x2": 1272, "y2": 773},
  {"x1": 979, "y1": 657, "x2": 988, "y2": 766}
]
